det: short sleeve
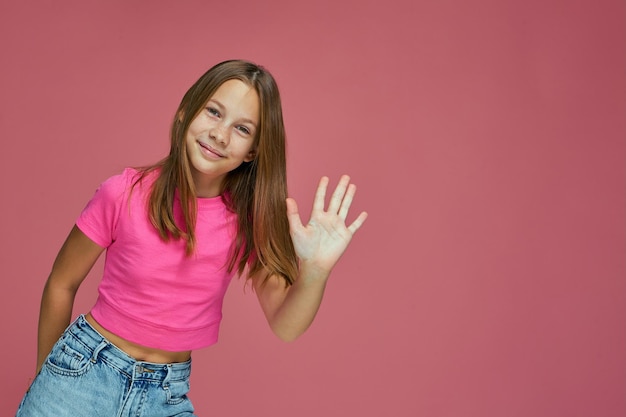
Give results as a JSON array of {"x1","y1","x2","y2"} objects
[{"x1": 76, "y1": 171, "x2": 129, "y2": 248}]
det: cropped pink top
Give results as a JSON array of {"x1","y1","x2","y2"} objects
[{"x1": 76, "y1": 168, "x2": 238, "y2": 351}]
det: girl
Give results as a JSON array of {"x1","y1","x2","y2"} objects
[{"x1": 16, "y1": 60, "x2": 367, "y2": 417}]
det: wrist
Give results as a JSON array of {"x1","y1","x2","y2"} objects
[{"x1": 298, "y1": 260, "x2": 331, "y2": 282}]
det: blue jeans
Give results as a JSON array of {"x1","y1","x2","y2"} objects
[{"x1": 16, "y1": 315, "x2": 196, "y2": 417}]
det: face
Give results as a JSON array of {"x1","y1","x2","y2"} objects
[{"x1": 185, "y1": 79, "x2": 260, "y2": 197}]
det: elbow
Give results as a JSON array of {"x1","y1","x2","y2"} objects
[
  {"x1": 270, "y1": 324, "x2": 305, "y2": 343},
  {"x1": 275, "y1": 333, "x2": 300, "y2": 343}
]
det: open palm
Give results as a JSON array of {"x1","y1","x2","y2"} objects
[{"x1": 286, "y1": 176, "x2": 368, "y2": 273}]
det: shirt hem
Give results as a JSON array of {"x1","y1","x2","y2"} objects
[{"x1": 91, "y1": 298, "x2": 220, "y2": 351}]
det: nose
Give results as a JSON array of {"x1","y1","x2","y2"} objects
[{"x1": 209, "y1": 123, "x2": 229, "y2": 145}]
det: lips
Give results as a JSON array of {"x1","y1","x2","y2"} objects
[{"x1": 198, "y1": 141, "x2": 225, "y2": 158}]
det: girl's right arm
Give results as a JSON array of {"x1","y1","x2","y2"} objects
[{"x1": 36, "y1": 225, "x2": 104, "y2": 374}]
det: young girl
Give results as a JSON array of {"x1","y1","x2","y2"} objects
[{"x1": 16, "y1": 60, "x2": 367, "y2": 417}]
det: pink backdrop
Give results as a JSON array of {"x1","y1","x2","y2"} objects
[{"x1": 1, "y1": 1, "x2": 624, "y2": 416}]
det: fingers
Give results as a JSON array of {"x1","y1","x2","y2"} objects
[
  {"x1": 348, "y1": 211, "x2": 368, "y2": 234},
  {"x1": 313, "y1": 175, "x2": 368, "y2": 233},
  {"x1": 312, "y1": 176, "x2": 329, "y2": 213},
  {"x1": 338, "y1": 183, "x2": 356, "y2": 220},
  {"x1": 327, "y1": 175, "x2": 350, "y2": 214}
]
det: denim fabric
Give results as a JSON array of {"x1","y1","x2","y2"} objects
[{"x1": 16, "y1": 315, "x2": 196, "y2": 417}]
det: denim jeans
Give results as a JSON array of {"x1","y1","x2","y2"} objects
[{"x1": 16, "y1": 315, "x2": 196, "y2": 417}]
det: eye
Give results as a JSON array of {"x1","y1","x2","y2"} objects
[
  {"x1": 236, "y1": 125, "x2": 252, "y2": 135},
  {"x1": 206, "y1": 107, "x2": 220, "y2": 117}
]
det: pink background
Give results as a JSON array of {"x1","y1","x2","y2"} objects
[{"x1": 1, "y1": 1, "x2": 624, "y2": 416}]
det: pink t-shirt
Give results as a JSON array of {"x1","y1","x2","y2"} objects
[{"x1": 76, "y1": 168, "x2": 238, "y2": 351}]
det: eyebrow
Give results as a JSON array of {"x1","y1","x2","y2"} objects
[{"x1": 208, "y1": 98, "x2": 258, "y2": 128}]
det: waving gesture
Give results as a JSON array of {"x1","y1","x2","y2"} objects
[{"x1": 286, "y1": 175, "x2": 368, "y2": 273}]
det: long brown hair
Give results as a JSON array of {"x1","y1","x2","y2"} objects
[{"x1": 138, "y1": 60, "x2": 297, "y2": 286}]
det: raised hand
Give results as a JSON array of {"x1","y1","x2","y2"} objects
[{"x1": 286, "y1": 175, "x2": 368, "y2": 274}]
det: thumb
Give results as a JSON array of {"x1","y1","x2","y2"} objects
[{"x1": 286, "y1": 197, "x2": 304, "y2": 233}]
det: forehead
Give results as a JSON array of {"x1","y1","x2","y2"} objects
[{"x1": 209, "y1": 79, "x2": 260, "y2": 120}]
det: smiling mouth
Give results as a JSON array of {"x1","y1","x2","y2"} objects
[{"x1": 198, "y1": 141, "x2": 225, "y2": 158}]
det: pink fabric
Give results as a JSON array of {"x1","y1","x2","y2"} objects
[{"x1": 76, "y1": 168, "x2": 238, "y2": 351}]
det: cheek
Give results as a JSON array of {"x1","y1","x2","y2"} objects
[
  {"x1": 186, "y1": 124, "x2": 198, "y2": 138},
  {"x1": 185, "y1": 125, "x2": 199, "y2": 146},
  {"x1": 184, "y1": 135, "x2": 193, "y2": 154},
  {"x1": 186, "y1": 116, "x2": 205, "y2": 137}
]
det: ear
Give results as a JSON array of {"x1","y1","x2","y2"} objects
[
  {"x1": 244, "y1": 149, "x2": 256, "y2": 162},
  {"x1": 177, "y1": 110, "x2": 185, "y2": 122}
]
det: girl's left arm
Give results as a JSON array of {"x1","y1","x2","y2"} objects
[{"x1": 253, "y1": 175, "x2": 367, "y2": 341}]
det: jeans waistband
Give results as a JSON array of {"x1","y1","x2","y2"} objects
[{"x1": 68, "y1": 315, "x2": 191, "y2": 382}]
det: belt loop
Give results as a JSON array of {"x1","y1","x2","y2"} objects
[
  {"x1": 90, "y1": 340, "x2": 109, "y2": 363},
  {"x1": 162, "y1": 364, "x2": 172, "y2": 387}
]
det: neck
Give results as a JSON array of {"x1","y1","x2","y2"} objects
[{"x1": 191, "y1": 171, "x2": 224, "y2": 198}]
